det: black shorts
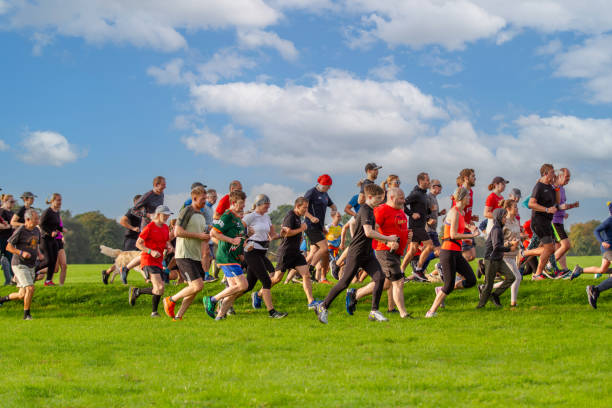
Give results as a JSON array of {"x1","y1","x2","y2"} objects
[
  {"x1": 553, "y1": 223, "x2": 568, "y2": 241},
  {"x1": 531, "y1": 217, "x2": 554, "y2": 244},
  {"x1": 374, "y1": 250, "x2": 403, "y2": 282},
  {"x1": 143, "y1": 265, "x2": 163, "y2": 276},
  {"x1": 306, "y1": 227, "x2": 326, "y2": 245},
  {"x1": 427, "y1": 231, "x2": 441, "y2": 247},
  {"x1": 56, "y1": 240, "x2": 64, "y2": 250},
  {"x1": 276, "y1": 251, "x2": 307, "y2": 273},
  {"x1": 411, "y1": 227, "x2": 430, "y2": 243},
  {"x1": 123, "y1": 237, "x2": 138, "y2": 251},
  {"x1": 175, "y1": 258, "x2": 205, "y2": 282}
]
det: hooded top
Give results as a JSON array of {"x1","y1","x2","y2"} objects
[
  {"x1": 484, "y1": 208, "x2": 511, "y2": 261},
  {"x1": 404, "y1": 185, "x2": 430, "y2": 229},
  {"x1": 594, "y1": 202, "x2": 612, "y2": 254}
]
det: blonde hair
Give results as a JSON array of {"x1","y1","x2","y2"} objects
[
  {"x1": 46, "y1": 193, "x2": 61, "y2": 205},
  {"x1": 1, "y1": 194, "x2": 13, "y2": 203},
  {"x1": 453, "y1": 187, "x2": 469, "y2": 202},
  {"x1": 381, "y1": 174, "x2": 399, "y2": 190}
]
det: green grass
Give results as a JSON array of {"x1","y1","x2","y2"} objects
[{"x1": 0, "y1": 256, "x2": 610, "y2": 407}]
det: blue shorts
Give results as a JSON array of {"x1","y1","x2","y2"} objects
[{"x1": 220, "y1": 264, "x2": 244, "y2": 278}]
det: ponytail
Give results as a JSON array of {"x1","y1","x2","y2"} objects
[
  {"x1": 46, "y1": 193, "x2": 61, "y2": 205},
  {"x1": 488, "y1": 183, "x2": 495, "y2": 191}
]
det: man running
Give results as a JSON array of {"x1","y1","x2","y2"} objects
[
  {"x1": 401, "y1": 172, "x2": 433, "y2": 281},
  {"x1": 358, "y1": 163, "x2": 382, "y2": 205},
  {"x1": 214, "y1": 180, "x2": 242, "y2": 220},
  {"x1": 551, "y1": 168, "x2": 579, "y2": 275},
  {"x1": 0, "y1": 209, "x2": 44, "y2": 320},
  {"x1": 316, "y1": 183, "x2": 397, "y2": 324},
  {"x1": 425, "y1": 179, "x2": 445, "y2": 277},
  {"x1": 163, "y1": 186, "x2": 210, "y2": 320},
  {"x1": 583, "y1": 202, "x2": 612, "y2": 309}
]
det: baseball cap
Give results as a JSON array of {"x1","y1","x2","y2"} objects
[
  {"x1": 491, "y1": 176, "x2": 509, "y2": 185},
  {"x1": 317, "y1": 174, "x2": 333, "y2": 186},
  {"x1": 21, "y1": 192, "x2": 37, "y2": 199},
  {"x1": 365, "y1": 163, "x2": 382, "y2": 172},
  {"x1": 154, "y1": 205, "x2": 173, "y2": 215},
  {"x1": 511, "y1": 188, "x2": 522, "y2": 198},
  {"x1": 191, "y1": 182, "x2": 207, "y2": 190}
]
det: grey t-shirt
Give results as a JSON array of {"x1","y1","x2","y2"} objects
[
  {"x1": 426, "y1": 192, "x2": 439, "y2": 233},
  {"x1": 8, "y1": 226, "x2": 41, "y2": 268},
  {"x1": 175, "y1": 207, "x2": 207, "y2": 261}
]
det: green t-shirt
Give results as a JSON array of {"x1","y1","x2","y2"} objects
[
  {"x1": 175, "y1": 207, "x2": 207, "y2": 261},
  {"x1": 213, "y1": 210, "x2": 246, "y2": 265}
]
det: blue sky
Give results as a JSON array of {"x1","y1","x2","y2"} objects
[{"x1": 1, "y1": 1, "x2": 611, "y2": 225}]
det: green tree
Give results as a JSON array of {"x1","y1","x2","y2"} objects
[
  {"x1": 62, "y1": 210, "x2": 92, "y2": 264},
  {"x1": 568, "y1": 220, "x2": 601, "y2": 256},
  {"x1": 268, "y1": 204, "x2": 293, "y2": 254},
  {"x1": 74, "y1": 211, "x2": 124, "y2": 263}
]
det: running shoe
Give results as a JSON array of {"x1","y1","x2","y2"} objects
[
  {"x1": 594, "y1": 273, "x2": 602, "y2": 279},
  {"x1": 227, "y1": 306, "x2": 236, "y2": 316},
  {"x1": 368, "y1": 310, "x2": 388, "y2": 322},
  {"x1": 101, "y1": 270, "x2": 109, "y2": 285},
  {"x1": 308, "y1": 299, "x2": 322, "y2": 310},
  {"x1": 570, "y1": 265, "x2": 583, "y2": 280},
  {"x1": 491, "y1": 293, "x2": 502, "y2": 307},
  {"x1": 532, "y1": 274, "x2": 547, "y2": 281},
  {"x1": 387, "y1": 308, "x2": 399, "y2": 314},
  {"x1": 558, "y1": 269, "x2": 571, "y2": 279},
  {"x1": 412, "y1": 271, "x2": 428, "y2": 282},
  {"x1": 23, "y1": 315, "x2": 33, "y2": 321},
  {"x1": 163, "y1": 296, "x2": 176, "y2": 318},
  {"x1": 203, "y1": 296, "x2": 216, "y2": 318},
  {"x1": 477, "y1": 284, "x2": 484, "y2": 298},
  {"x1": 172, "y1": 316, "x2": 183, "y2": 321},
  {"x1": 410, "y1": 259, "x2": 419, "y2": 273},
  {"x1": 320, "y1": 279, "x2": 332, "y2": 285},
  {"x1": 269, "y1": 310, "x2": 288, "y2": 319},
  {"x1": 435, "y1": 286, "x2": 445, "y2": 308},
  {"x1": 425, "y1": 310, "x2": 437, "y2": 318},
  {"x1": 150, "y1": 312, "x2": 161, "y2": 318},
  {"x1": 251, "y1": 292, "x2": 262, "y2": 309},
  {"x1": 44, "y1": 280, "x2": 55, "y2": 286},
  {"x1": 204, "y1": 275, "x2": 218, "y2": 283},
  {"x1": 345, "y1": 288, "x2": 357, "y2": 315},
  {"x1": 315, "y1": 304, "x2": 328, "y2": 324},
  {"x1": 215, "y1": 314, "x2": 226, "y2": 321},
  {"x1": 331, "y1": 260, "x2": 339, "y2": 280},
  {"x1": 120, "y1": 267, "x2": 128, "y2": 284},
  {"x1": 542, "y1": 268, "x2": 556, "y2": 280},
  {"x1": 128, "y1": 287, "x2": 139, "y2": 306},
  {"x1": 586, "y1": 285, "x2": 598, "y2": 309}
]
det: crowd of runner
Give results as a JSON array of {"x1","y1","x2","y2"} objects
[{"x1": 1, "y1": 162, "x2": 611, "y2": 321}]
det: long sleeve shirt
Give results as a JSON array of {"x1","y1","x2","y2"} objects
[
  {"x1": 484, "y1": 224, "x2": 511, "y2": 261},
  {"x1": 404, "y1": 186, "x2": 429, "y2": 229},
  {"x1": 594, "y1": 216, "x2": 612, "y2": 253}
]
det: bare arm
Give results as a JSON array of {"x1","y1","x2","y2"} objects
[
  {"x1": 483, "y1": 206, "x2": 494, "y2": 219},
  {"x1": 174, "y1": 224, "x2": 209, "y2": 241},
  {"x1": 10, "y1": 214, "x2": 23, "y2": 228},
  {"x1": 528, "y1": 197, "x2": 557, "y2": 214},
  {"x1": 119, "y1": 216, "x2": 139, "y2": 233},
  {"x1": 449, "y1": 210, "x2": 479, "y2": 240},
  {"x1": 304, "y1": 211, "x2": 319, "y2": 223},
  {"x1": 344, "y1": 204, "x2": 357, "y2": 217},
  {"x1": 281, "y1": 222, "x2": 306, "y2": 238},
  {"x1": 210, "y1": 228, "x2": 241, "y2": 245},
  {"x1": 362, "y1": 224, "x2": 396, "y2": 243},
  {"x1": 136, "y1": 237, "x2": 162, "y2": 258}
]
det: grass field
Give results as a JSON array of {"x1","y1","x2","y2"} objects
[{"x1": 0, "y1": 256, "x2": 610, "y2": 407}]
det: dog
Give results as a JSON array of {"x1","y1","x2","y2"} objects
[{"x1": 99, "y1": 245, "x2": 146, "y2": 283}]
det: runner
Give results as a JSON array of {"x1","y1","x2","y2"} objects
[
  {"x1": 203, "y1": 191, "x2": 249, "y2": 320},
  {"x1": 551, "y1": 168, "x2": 579, "y2": 275},
  {"x1": 128, "y1": 205, "x2": 173, "y2": 317},
  {"x1": 163, "y1": 186, "x2": 210, "y2": 320},
  {"x1": 426, "y1": 187, "x2": 479, "y2": 318},
  {"x1": 424, "y1": 179, "x2": 445, "y2": 277},
  {"x1": 496, "y1": 199, "x2": 523, "y2": 307},
  {"x1": 121, "y1": 176, "x2": 166, "y2": 283},
  {"x1": 476, "y1": 208, "x2": 517, "y2": 309},
  {"x1": 0, "y1": 209, "x2": 44, "y2": 319},
  {"x1": 454, "y1": 169, "x2": 479, "y2": 262},
  {"x1": 261, "y1": 197, "x2": 320, "y2": 309},
  {"x1": 315, "y1": 183, "x2": 397, "y2": 324},
  {"x1": 243, "y1": 194, "x2": 287, "y2": 318},
  {"x1": 571, "y1": 201, "x2": 612, "y2": 284},
  {"x1": 526, "y1": 164, "x2": 558, "y2": 280},
  {"x1": 304, "y1": 174, "x2": 337, "y2": 283},
  {"x1": 322, "y1": 211, "x2": 343, "y2": 284},
  {"x1": 346, "y1": 187, "x2": 411, "y2": 318},
  {"x1": 10, "y1": 192, "x2": 36, "y2": 228},
  {"x1": 483, "y1": 176, "x2": 508, "y2": 236},
  {"x1": 401, "y1": 172, "x2": 433, "y2": 282},
  {"x1": 358, "y1": 163, "x2": 382, "y2": 205},
  {"x1": 205, "y1": 188, "x2": 219, "y2": 281},
  {"x1": 0, "y1": 194, "x2": 15, "y2": 285},
  {"x1": 102, "y1": 194, "x2": 142, "y2": 284},
  {"x1": 40, "y1": 193, "x2": 63, "y2": 286},
  {"x1": 214, "y1": 180, "x2": 242, "y2": 220}
]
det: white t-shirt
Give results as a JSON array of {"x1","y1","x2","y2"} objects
[{"x1": 242, "y1": 211, "x2": 272, "y2": 250}]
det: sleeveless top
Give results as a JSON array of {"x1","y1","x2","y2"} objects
[{"x1": 442, "y1": 208, "x2": 465, "y2": 251}]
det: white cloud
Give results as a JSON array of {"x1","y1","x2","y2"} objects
[
  {"x1": 237, "y1": 29, "x2": 298, "y2": 61},
  {"x1": 197, "y1": 49, "x2": 257, "y2": 83},
  {"x1": 31, "y1": 32, "x2": 53, "y2": 56},
  {"x1": 147, "y1": 58, "x2": 188, "y2": 85},
  {"x1": 419, "y1": 48, "x2": 463, "y2": 76},
  {"x1": 536, "y1": 39, "x2": 563, "y2": 56},
  {"x1": 5, "y1": 0, "x2": 280, "y2": 52},
  {"x1": 247, "y1": 183, "x2": 300, "y2": 210},
  {"x1": 0, "y1": 139, "x2": 8, "y2": 151},
  {"x1": 368, "y1": 55, "x2": 400, "y2": 80},
  {"x1": 181, "y1": 125, "x2": 257, "y2": 164},
  {"x1": 19, "y1": 130, "x2": 83, "y2": 166}
]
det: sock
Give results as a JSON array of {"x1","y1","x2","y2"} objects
[
  {"x1": 24, "y1": 309, "x2": 31, "y2": 317},
  {"x1": 139, "y1": 287, "x2": 153, "y2": 295},
  {"x1": 268, "y1": 309, "x2": 276, "y2": 316},
  {"x1": 169, "y1": 296, "x2": 176, "y2": 303},
  {"x1": 422, "y1": 252, "x2": 436, "y2": 271},
  {"x1": 211, "y1": 296, "x2": 217, "y2": 303},
  {"x1": 152, "y1": 294, "x2": 161, "y2": 313}
]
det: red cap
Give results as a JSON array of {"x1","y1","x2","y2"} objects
[{"x1": 317, "y1": 174, "x2": 333, "y2": 186}]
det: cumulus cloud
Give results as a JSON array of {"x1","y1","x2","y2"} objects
[
  {"x1": 368, "y1": 55, "x2": 400, "y2": 80},
  {"x1": 19, "y1": 131, "x2": 83, "y2": 166},
  {"x1": 0, "y1": 139, "x2": 8, "y2": 151},
  {"x1": 247, "y1": 183, "x2": 300, "y2": 210},
  {"x1": 197, "y1": 50, "x2": 257, "y2": 83},
  {"x1": 237, "y1": 29, "x2": 298, "y2": 61},
  {"x1": 147, "y1": 58, "x2": 188, "y2": 85},
  {"x1": 419, "y1": 48, "x2": 463, "y2": 76}
]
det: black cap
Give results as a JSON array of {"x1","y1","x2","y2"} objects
[
  {"x1": 365, "y1": 163, "x2": 382, "y2": 172},
  {"x1": 191, "y1": 182, "x2": 207, "y2": 190},
  {"x1": 491, "y1": 176, "x2": 509, "y2": 185}
]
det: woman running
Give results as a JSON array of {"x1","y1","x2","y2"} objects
[
  {"x1": 10, "y1": 192, "x2": 36, "y2": 228},
  {"x1": 243, "y1": 194, "x2": 287, "y2": 318},
  {"x1": 483, "y1": 176, "x2": 508, "y2": 236},
  {"x1": 55, "y1": 214, "x2": 68, "y2": 285},
  {"x1": 426, "y1": 187, "x2": 479, "y2": 318},
  {"x1": 40, "y1": 193, "x2": 63, "y2": 286},
  {"x1": 497, "y1": 199, "x2": 523, "y2": 307},
  {"x1": 0, "y1": 194, "x2": 16, "y2": 285}
]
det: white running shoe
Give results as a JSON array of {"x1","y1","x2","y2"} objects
[
  {"x1": 425, "y1": 310, "x2": 437, "y2": 318},
  {"x1": 368, "y1": 310, "x2": 389, "y2": 322},
  {"x1": 315, "y1": 304, "x2": 328, "y2": 324}
]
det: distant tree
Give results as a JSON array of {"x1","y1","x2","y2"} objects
[
  {"x1": 268, "y1": 204, "x2": 293, "y2": 254},
  {"x1": 568, "y1": 220, "x2": 601, "y2": 256},
  {"x1": 63, "y1": 211, "x2": 92, "y2": 264},
  {"x1": 74, "y1": 211, "x2": 124, "y2": 263}
]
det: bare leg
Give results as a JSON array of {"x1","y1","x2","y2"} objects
[
  {"x1": 535, "y1": 243, "x2": 555, "y2": 276},
  {"x1": 57, "y1": 249, "x2": 67, "y2": 285},
  {"x1": 391, "y1": 280, "x2": 408, "y2": 317},
  {"x1": 295, "y1": 265, "x2": 314, "y2": 304},
  {"x1": 583, "y1": 259, "x2": 611, "y2": 274}
]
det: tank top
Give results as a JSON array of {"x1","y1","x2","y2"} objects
[{"x1": 442, "y1": 208, "x2": 465, "y2": 251}]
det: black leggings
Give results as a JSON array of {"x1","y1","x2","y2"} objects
[
  {"x1": 244, "y1": 249, "x2": 273, "y2": 291},
  {"x1": 322, "y1": 253, "x2": 384, "y2": 311},
  {"x1": 439, "y1": 249, "x2": 476, "y2": 295},
  {"x1": 42, "y1": 236, "x2": 60, "y2": 282}
]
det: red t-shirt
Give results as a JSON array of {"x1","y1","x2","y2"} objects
[
  {"x1": 215, "y1": 194, "x2": 230, "y2": 216},
  {"x1": 485, "y1": 192, "x2": 503, "y2": 210},
  {"x1": 139, "y1": 222, "x2": 169, "y2": 268},
  {"x1": 373, "y1": 204, "x2": 409, "y2": 256}
]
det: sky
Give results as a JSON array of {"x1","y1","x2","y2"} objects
[{"x1": 1, "y1": 0, "x2": 611, "y2": 225}]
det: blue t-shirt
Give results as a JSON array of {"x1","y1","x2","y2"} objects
[
  {"x1": 304, "y1": 187, "x2": 334, "y2": 230},
  {"x1": 348, "y1": 194, "x2": 360, "y2": 214},
  {"x1": 594, "y1": 216, "x2": 612, "y2": 253}
]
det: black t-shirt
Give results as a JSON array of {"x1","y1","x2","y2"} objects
[
  {"x1": 531, "y1": 181, "x2": 556, "y2": 221},
  {"x1": 278, "y1": 210, "x2": 303, "y2": 254},
  {"x1": 304, "y1": 187, "x2": 334, "y2": 230},
  {"x1": 40, "y1": 207, "x2": 62, "y2": 238},
  {"x1": 124, "y1": 208, "x2": 142, "y2": 239},
  {"x1": 347, "y1": 204, "x2": 375, "y2": 259},
  {"x1": 16, "y1": 206, "x2": 27, "y2": 224},
  {"x1": 8, "y1": 226, "x2": 40, "y2": 268},
  {"x1": 133, "y1": 190, "x2": 164, "y2": 228},
  {"x1": 0, "y1": 208, "x2": 14, "y2": 239}
]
